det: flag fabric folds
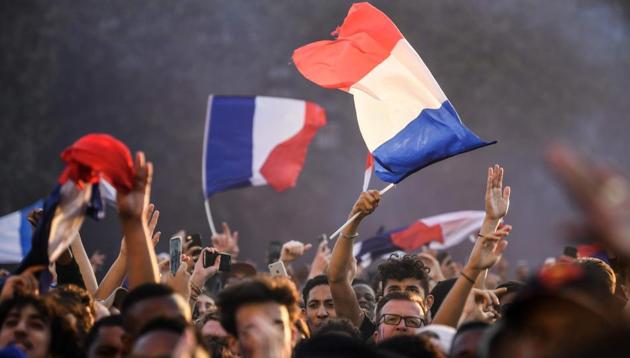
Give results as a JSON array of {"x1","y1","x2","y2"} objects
[
  {"x1": 17, "y1": 134, "x2": 133, "y2": 272},
  {"x1": 203, "y1": 96, "x2": 327, "y2": 198},
  {"x1": 0, "y1": 201, "x2": 43, "y2": 263},
  {"x1": 353, "y1": 210, "x2": 485, "y2": 268},
  {"x1": 293, "y1": 2, "x2": 494, "y2": 183}
]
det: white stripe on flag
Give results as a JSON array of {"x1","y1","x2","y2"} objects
[
  {"x1": 48, "y1": 182, "x2": 92, "y2": 262},
  {"x1": 0, "y1": 210, "x2": 24, "y2": 263}
]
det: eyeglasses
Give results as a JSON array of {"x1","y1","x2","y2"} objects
[{"x1": 378, "y1": 314, "x2": 426, "y2": 328}]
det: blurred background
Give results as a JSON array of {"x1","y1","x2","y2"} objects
[{"x1": 1, "y1": 0, "x2": 629, "y2": 277}]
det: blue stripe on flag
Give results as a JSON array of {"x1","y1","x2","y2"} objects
[
  {"x1": 18, "y1": 200, "x2": 43, "y2": 257},
  {"x1": 372, "y1": 101, "x2": 495, "y2": 183},
  {"x1": 204, "y1": 96, "x2": 256, "y2": 197}
]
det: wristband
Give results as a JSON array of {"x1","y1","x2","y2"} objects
[
  {"x1": 460, "y1": 271, "x2": 476, "y2": 285},
  {"x1": 340, "y1": 232, "x2": 359, "y2": 240}
]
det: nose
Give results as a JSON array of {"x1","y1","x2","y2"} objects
[
  {"x1": 395, "y1": 319, "x2": 407, "y2": 331},
  {"x1": 316, "y1": 305, "x2": 329, "y2": 318},
  {"x1": 14, "y1": 319, "x2": 27, "y2": 334}
]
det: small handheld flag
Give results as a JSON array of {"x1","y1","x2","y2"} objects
[
  {"x1": 0, "y1": 201, "x2": 43, "y2": 263},
  {"x1": 362, "y1": 153, "x2": 374, "y2": 192},
  {"x1": 293, "y1": 2, "x2": 495, "y2": 183},
  {"x1": 353, "y1": 210, "x2": 485, "y2": 268}
]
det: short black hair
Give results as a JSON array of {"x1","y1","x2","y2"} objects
[
  {"x1": 217, "y1": 276, "x2": 300, "y2": 337},
  {"x1": 377, "y1": 254, "x2": 430, "y2": 296},
  {"x1": 313, "y1": 318, "x2": 362, "y2": 340},
  {"x1": 302, "y1": 275, "x2": 329, "y2": 305},
  {"x1": 294, "y1": 332, "x2": 380, "y2": 358},
  {"x1": 84, "y1": 315, "x2": 123, "y2": 352},
  {"x1": 375, "y1": 291, "x2": 425, "y2": 321},
  {"x1": 138, "y1": 317, "x2": 187, "y2": 337},
  {"x1": 376, "y1": 334, "x2": 443, "y2": 358},
  {"x1": 121, "y1": 283, "x2": 175, "y2": 315}
]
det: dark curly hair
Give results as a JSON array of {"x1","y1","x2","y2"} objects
[
  {"x1": 217, "y1": 276, "x2": 300, "y2": 337},
  {"x1": 377, "y1": 254, "x2": 430, "y2": 296}
]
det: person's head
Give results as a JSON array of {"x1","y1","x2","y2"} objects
[
  {"x1": 0, "y1": 295, "x2": 54, "y2": 358},
  {"x1": 217, "y1": 276, "x2": 300, "y2": 358},
  {"x1": 436, "y1": 252, "x2": 459, "y2": 279},
  {"x1": 45, "y1": 284, "x2": 96, "y2": 339},
  {"x1": 120, "y1": 283, "x2": 191, "y2": 344},
  {"x1": 373, "y1": 292, "x2": 426, "y2": 342},
  {"x1": 376, "y1": 334, "x2": 445, "y2": 358},
  {"x1": 378, "y1": 255, "x2": 431, "y2": 298},
  {"x1": 196, "y1": 311, "x2": 240, "y2": 357},
  {"x1": 195, "y1": 294, "x2": 216, "y2": 318},
  {"x1": 312, "y1": 318, "x2": 362, "y2": 341},
  {"x1": 131, "y1": 317, "x2": 208, "y2": 358},
  {"x1": 302, "y1": 275, "x2": 336, "y2": 331},
  {"x1": 294, "y1": 332, "x2": 380, "y2": 358},
  {"x1": 495, "y1": 281, "x2": 524, "y2": 314},
  {"x1": 449, "y1": 321, "x2": 489, "y2": 358},
  {"x1": 85, "y1": 315, "x2": 125, "y2": 358},
  {"x1": 576, "y1": 257, "x2": 616, "y2": 295},
  {"x1": 352, "y1": 279, "x2": 377, "y2": 321}
]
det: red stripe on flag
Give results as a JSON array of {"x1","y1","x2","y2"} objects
[
  {"x1": 260, "y1": 102, "x2": 327, "y2": 191},
  {"x1": 292, "y1": 3, "x2": 403, "y2": 89},
  {"x1": 390, "y1": 221, "x2": 444, "y2": 251}
]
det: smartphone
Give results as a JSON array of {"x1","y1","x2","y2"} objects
[
  {"x1": 203, "y1": 251, "x2": 232, "y2": 272},
  {"x1": 268, "y1": 261, "x2": 288, "y2": 277},
  {"x1": 170, "y1": 236, "x2": 183, "y2": 275},
  {"x1": 186, "y1": 233, "x2": 203, "y2": 249}
]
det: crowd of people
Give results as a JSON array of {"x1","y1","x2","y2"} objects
[{"x1": 1, "y1": 146, "x2": 630, "y2": 358}]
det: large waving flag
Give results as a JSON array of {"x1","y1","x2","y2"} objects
[
  {"x1": 353, "y1": 211, "x2": 485, "y2": 268},
  {"x1": 0, "y1": 201, "x2": 43, "y2": 263},
  {"x1": 17, "y1": 134, "x2": 133, "y2": 272},
  {"x1": 293, "y1": 2, "x2": 494, "y2": 183},
  {"x1": 202, "y1": 96, "x2": 326, "y2": 198}
]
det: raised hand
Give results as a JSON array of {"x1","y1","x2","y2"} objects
[
  {"x1": 466, "y1": 225, "x2": 512, "y2": 272},
  {"x1": 211, "y1": 222, "x2": 240, "y2": 258},
  {"x1": 280, "y1": 240, "x2": 313, "y2": 264},
  {"x1": 0, "y1": 266, "x2": 46, "y2": 302},
  {"x1": 117, "y1": 152, "x2": 153, "y2": 221},
  {"x1": 485, "y1": 164, "x2": 511, "y2": 220},
  {"x1": 191, "y1": 248, "x2": 221, "y2": 288},
  {"x1": 548, "y1": 145, "x2": 630, "y2": 259},
  {"x1": 308, "y1": 239, "x2": 331, "y2": 279},
  {"x1": 349, "y1": 190, "x2": 381, "y2": 220}
]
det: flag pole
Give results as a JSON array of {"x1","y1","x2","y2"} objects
[
  {"x1": 329, "y1": 183, "x2": 395, "y2": 240},
  {"x1": 204, "y1": 199, "x2": 218, "y2": 237}
]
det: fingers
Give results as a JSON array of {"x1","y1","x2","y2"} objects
[
  {"x1": 304, "y1": 243, "x2": 313, "y2": 252},
  {"x1": 151, "y1": 231, "x2": 161, "y2": 247},
  {"x1": 503, "y1": 186, "x2": 511, "y2": 200},
  {"x1": 493, "y1": 287, "x2": 508, "y2": 298},
  {"x1": 222, "y1": 222, "x2": 232, "y2": 237},
  {"x1": 147, "y1": 207, "x2": 160, "y2": 234}
]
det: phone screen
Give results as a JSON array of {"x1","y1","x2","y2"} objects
[{"x1": 170, "y1": 236, "x2": 182, "y2": 275}]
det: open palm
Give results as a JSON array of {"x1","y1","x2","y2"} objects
[
  {"x1": 485, "y1": 164, "x2": 511, "y2": 220},
  {"x1": 117, "y1": 152, "x2": 152, "y2": 220}
]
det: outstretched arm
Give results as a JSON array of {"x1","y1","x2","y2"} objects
[
  {"x1": 117, "y1": 152, "x2": 160, "y2": 289},
  {"x1": 328, "y1": 191, "x2": 380, "y2": 327}
]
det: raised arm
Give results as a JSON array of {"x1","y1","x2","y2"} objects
[
  {"x1": 116, "y1": 151, "x2": 159, "y2": 289},
  {"x1": 433, "y1": 165, "x2": 511, "y2": 327},
  {"x1": 328, "y1": 190, "x2": 380, "y2": 327},
  {"x1": 95, "y1": 204, "x2": 160, "y2": 299},
  {"x1": 70, "y1": 233, "x2": 98, "y2": 294}
]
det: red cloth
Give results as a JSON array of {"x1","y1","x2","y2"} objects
[{"x1": 58, "y1": 134, "x2": 134, "y2": 192}]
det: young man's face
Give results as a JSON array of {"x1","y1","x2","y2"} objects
[
  {"x1": 373, "y1": 299, "x2": 425, "y2": 342},
  {"x1": 304, "y1": 284, "x2": 336, "y2": 330},
  {"x1": 0, "y1": 305, "x2": 51, "y2": 358},
  {"x1": 87, "y1": 324, "x2": 125, "y2": 358},
  {"x1": 383, "y1": 278, "x2": 425, "y2": 298},
  {"x1": 235, "y1": 301, "x2": 295, "y2": 358}
]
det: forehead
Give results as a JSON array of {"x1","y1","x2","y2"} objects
[
  {"x1": 97, "y1": 325, "x2": 125, "y2": 342},
  {"x1": 235, "y1": 301, "x2": 289, "y2": 325},
  {"x1": 384, "y1": 278, "x2": 422, "y2": 289},
  {"x1": 381, "y1": 299, "x2": 424, "y2": 317},
  {"x1": 127, "y1": 295, "x2": 191, "y2": 331},
  {"x1": 353, "y1": 284, "x2": 375, "y2": 296},
  {"x1": 308, "y1": 284, "x2": 332, "y2": 302},
  {"x1": 8, "y1": 305, "x2": 43, "y2": 319},
  {"x1": 197, "y1": 295, "x2": 214, "y2": 304}
]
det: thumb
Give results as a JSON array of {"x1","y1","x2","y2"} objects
[{"x1": 304, "y1": 243, "x2": 313, "y2": 252}]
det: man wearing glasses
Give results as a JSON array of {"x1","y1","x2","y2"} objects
[{"x1": 372, "y1": 292, "x2": 426, "y2": 342}]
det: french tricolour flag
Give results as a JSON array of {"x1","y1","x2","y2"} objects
[
  {"x1": 293, "y1": 3, "x2": 494, "y2": 183},
  {"x1": 0, "y1": 201, "x2": 43, "y2": 263},
  {"x1": 353, "y1": 210, "x2": 485, "y2": 268},
  {"x1": 203, "y1": 96, "x2": 326, "y2": 198}
]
